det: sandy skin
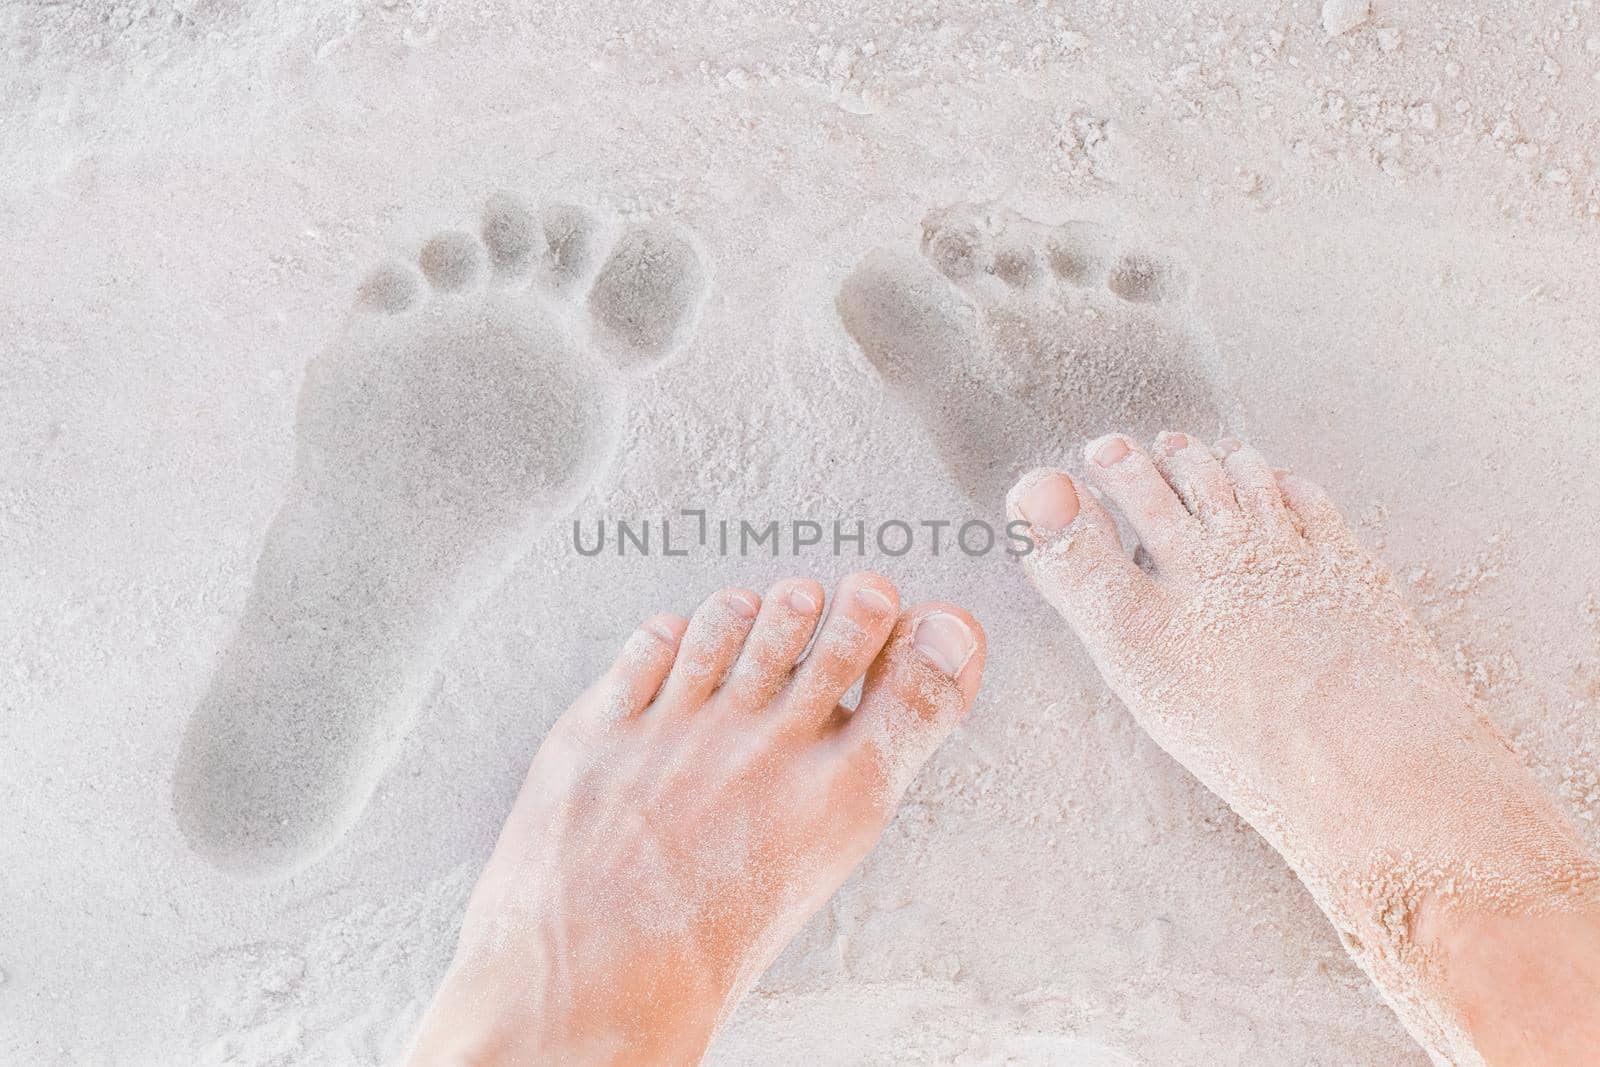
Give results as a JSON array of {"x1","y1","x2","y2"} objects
[
  {"x1": 408, "y1": 434, "x2": 1598, "y2": 1066},
  {"x1": 1010, "y1": 433, "x2": 1600, "y2": 1066},
  {"x1": 404, "y1": 573, "x2": 985, "y2": 1065}
]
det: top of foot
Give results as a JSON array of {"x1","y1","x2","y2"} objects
[
  {"x1": 1007, "y1": 432, "x2": 1600, "y2": 1063},
  {"x1": 405, "y1": 574, "x2": 986, "y2": 1064}
]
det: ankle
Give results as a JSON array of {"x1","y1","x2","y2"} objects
[
  {"x1": 405, "y1": 967, "x2": 719, "y2": 1067},
  {"x1": 1419, "y1": 893, "x2": 1600, "y2": 1066},
  {"x1": 403, "y1": 982, "x2": 536, "y2": 1067}
]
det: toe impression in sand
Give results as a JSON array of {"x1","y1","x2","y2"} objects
[
  {"x1": 172, "y1": 193, "x2": 709, "y2": 878},
  {"x1": 837, "y1": 201, "x2": 1235, "y2": 512}
]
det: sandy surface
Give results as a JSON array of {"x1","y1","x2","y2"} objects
[{"x1": 5, "y1": 1, "x2": 1600, "y2": 1063}]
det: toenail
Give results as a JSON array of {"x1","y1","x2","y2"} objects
[
  {"x1": 1093, "y1": 437, "x2": 1131, "y2": 467},
  {"x1": 1161, "y1": 432, "x2": 1190, "y2": 456},
  {"x1": 913, "y1": 612, "x2": 976, "y2": 677},
  {"x1": 856, "y1": 586, "x2": 894, "y2": 613},
  {"x1": 788, "y1": 587, "x2": 819, "y2": 614},
  {"x1": 1215, "y1": 437, "x2": 1242, "y2": 457},
  {"x1": 1016, "y1": 473, "x2": 1079, "y2": 535},
  {"x1": 727, "y1": 592, "x2": 760, "y2": 619},
  {"x1": 642, "y1": 619, "x2": 679, "y2": 644}
]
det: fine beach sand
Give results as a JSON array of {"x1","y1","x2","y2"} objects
[{"x1": 5, "y1": 2, "x2": 1600, "y2": 1064}]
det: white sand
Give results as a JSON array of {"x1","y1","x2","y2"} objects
[{"x1": 4, "y1": 2, "x2": 1600, "y2": 1063}]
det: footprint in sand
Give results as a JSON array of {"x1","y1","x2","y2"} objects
[
  {"x1": 173, "y1": 193, "x2": 708, "y2": 877},
  {"x1": 837, "y1": 202, "x2": 1234, "y2": 512}
]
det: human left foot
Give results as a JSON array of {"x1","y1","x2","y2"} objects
[
  {"x1": 1009, "y1": 435, "x2": 1600, "y2": 1065},
  {"x1": 404, "y1": 573, "x2": 985, "y2": 1065},
  {"x1": 837, "y1": 201, "x2": 1231, "y2": 512}
]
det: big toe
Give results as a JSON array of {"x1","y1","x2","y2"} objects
[
  {"x1": 586, "y1": 221, "x2": 707, "y2": 368},
  {"x1": 843, "y1": 604, "x2": 986, "y2": 803},
  {"x1": 1008, "y1": 467, "x2": 1169, "y2": 660},
  {"x1": 836, "y1": 247, "x2": 979, "y2": 388}
]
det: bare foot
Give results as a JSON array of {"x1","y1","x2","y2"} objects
[
  {"x1": 404, "y1": 573, "x2": 985, "y2": 1065},
  {"x1": 1009, "y1": 434, "x2": 1600, "y2": 1066}
]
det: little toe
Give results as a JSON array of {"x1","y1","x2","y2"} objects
[
  {"x1": 1081, "y1": 433, "x2": 1200, "y2": 570},
  {"x1": 1155, "y1": 431, "x2": 1240, "y2": 527},
  {"x1": 655, "y1": 587, "x2": 761, "y2": 710},
  {"x1": 480, "y1": 192, "x2": 543, "y2": 280},
  {"x1": 785, "y1": 573, "x2": 901, "y2": 721},
  {"x1": 595, "y1": 614, "x2": 687, "y2": 721},
  {"x1": 1276, "y1": 472, "x2": 1358, "y2": 550},
  {"x1": 1008, "y1": 468, "x2": 1169, "y2": 650},
  {"x1": 842, "y1": 603, "x2": 986, "y2": 803},
  {"x1": 356, "y1": 262, "x2": 422, "y2": 313},
  {"x1": 719, "y1": 578, "x2": 826, "y2": 708},
  {"x1": 920, "y1": 206, "x2": 994, "y2": 284},
  {"x1": 417, "y1": 230, "x2": 485, "y2": 292},
  {"x1": 1216, "y1": 439, "x2": 1294, "y2": 532}
]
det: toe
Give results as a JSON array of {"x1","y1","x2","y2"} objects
[
  {"x1": 417, "y1": 230, "x2": 485, "y2": 292},
  {"x1": 655, "y1": 587, "x2": 761, "y2": 710},
  {"x1": 1107, "y1": 250, "x2": 1188, "y2": 304},
  {"x1": 1276, "y1": 472, "x2": 1357, "y2": 549},
  {"x1": 784, "y1": 573, "x2": 901, "y2": 720},
  {"x1": 842, "y1": 603, "x2": 986, "y2": 802},
  {"x1": 481, "y1": 192, "x2": 543, "y2": 279},
  {"x1": 920, "y1": 205, "x2": 994, "y2": 283},
  {"x1": 719, "y1": 578, "x2": 826, "y2": 707},
  {"x1": 836, "y1": 248, "x2": 981, "y2": 390},
  {"x1": 1081, "y1": 433, "x2": 1200, "y2": 571},
  {"x1": 1154, "y1": 431, "x2": 1240, "y2": 527},
  {"x1": 541, "y1": 202, "x2": 606, "y2": 295},
  {"x1": 836, "y1": 247, "x2": 1019, "y2": 510},
  {"x1": 992, "y1": 230, "x2": 1045, "y2": 289},
  {"x1": 586, "y1": 221, "x2": 707, "y2": 367},
  {"x1": 356, "y1": 262, "x2": 422, "y2": 312},
  {"x1": 1008, "y1": 469, "x2": 1169, "y2": 649},
  {"x1": 1217, "y1": 439, "x2": 1294, "y2": 532},
  {"x1": 596, "y1": 614, "x2": 687, "y2": 720},
  {"x1": 1045, "y1": 220, "x2": 1115, "y2": 285}
]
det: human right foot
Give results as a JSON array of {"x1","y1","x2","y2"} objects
[
  {"x1": 404, "y1": 574, "x2": 985, "y2": 1065},
  {"x1": 173, "y1": 194, "x2": 708, "y2": 877},
  {"x1": 1010, "y1": 435, "x2": 1600, "y2": 1066}
]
